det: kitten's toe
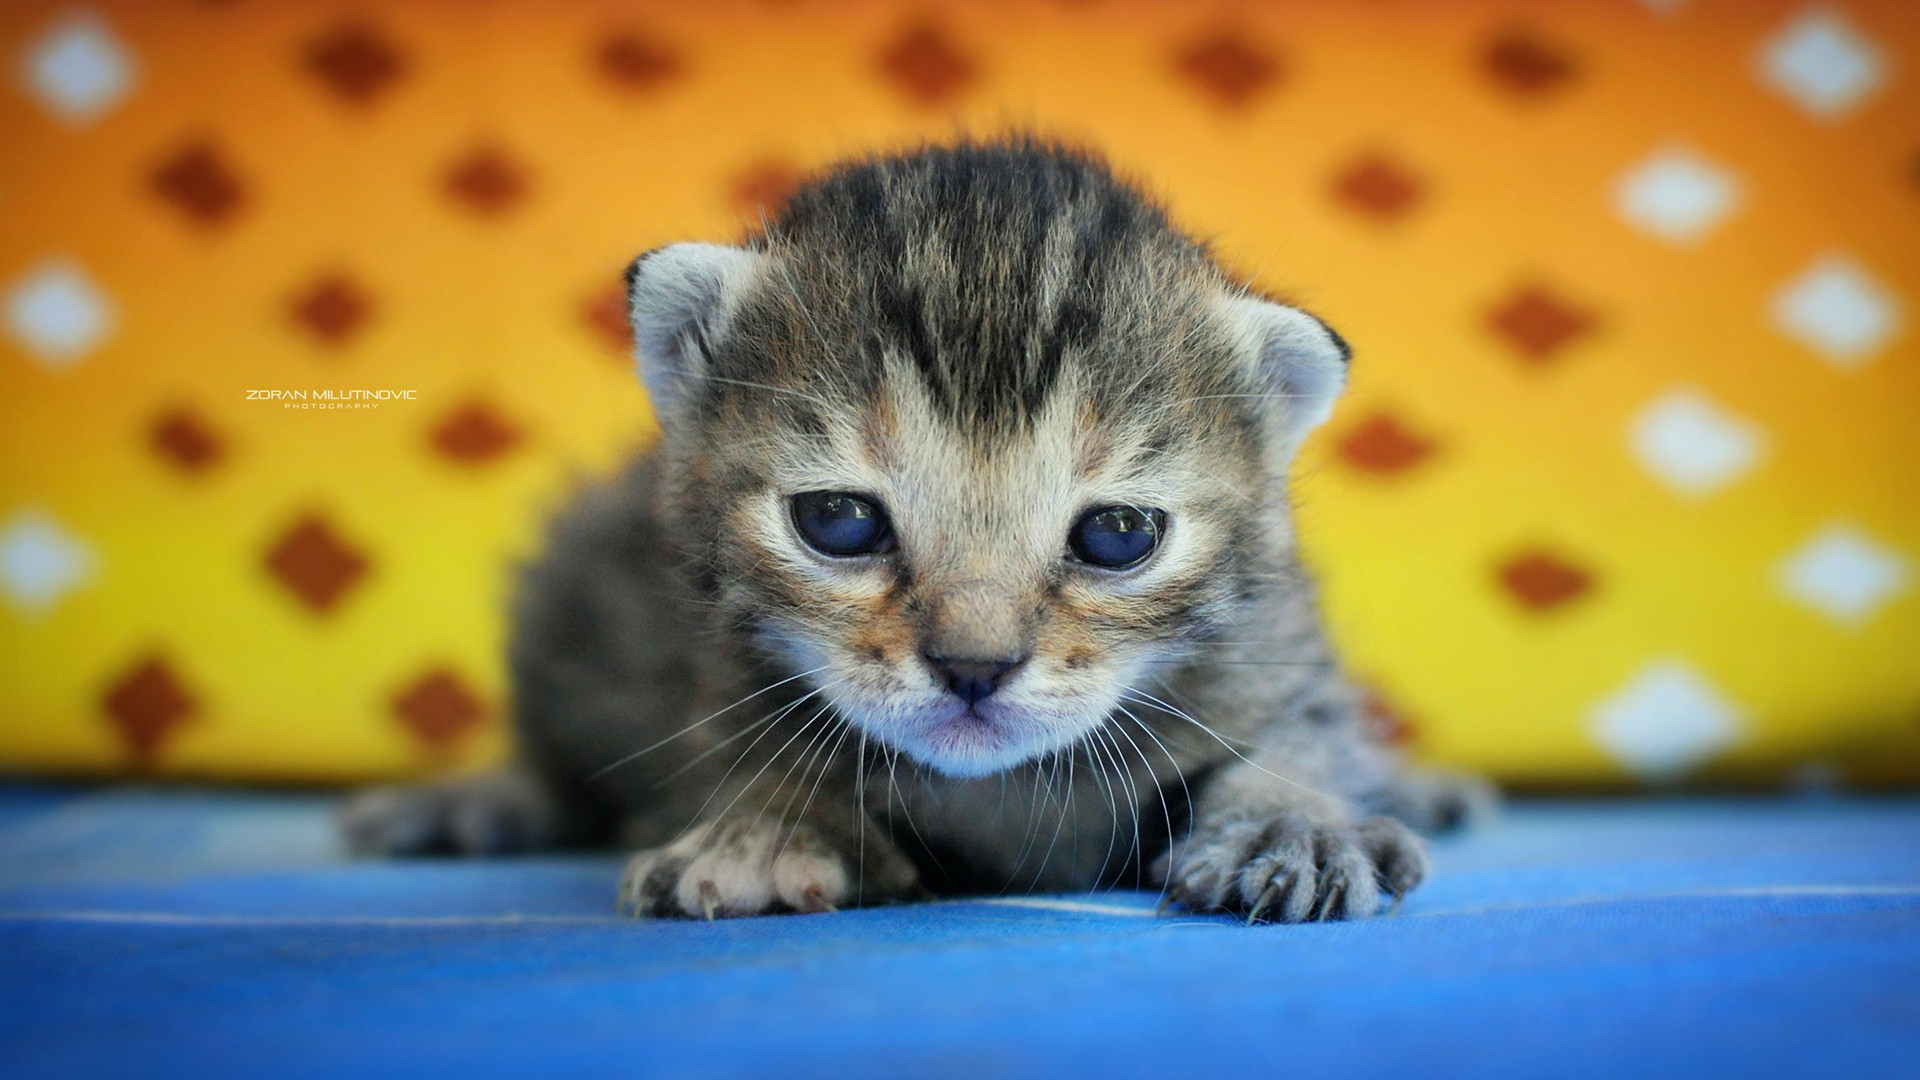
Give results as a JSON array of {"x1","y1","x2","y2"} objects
[
  {"x1": 340, "y1": 784, "x2": 448, "y2": 857},
  {"x1": 620, "y1": 818, "x2": 911, "y2": 919},
  {"x1": 1164, "y1": 812, "x2": 1428, "y2": 924}
]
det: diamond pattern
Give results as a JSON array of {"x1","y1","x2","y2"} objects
[
  {"x1": 5, "y1": 258, "x2": 113, "y2": 367},
  {"x1": 22, "y1": 11, "x2": 135, "y2": 125},
  {"x1": 731, "y1": 158, "x2": 805, "y2": 219},
  {"x1": 265, "y1": 515, "x2": 370, "y2": 614},
  {"x1": 599, "y1": 32, "x2": 683, "y2": 92},
  {"x1": 1483, "y1": 29, "x2": 1577, "y2": 99},
  {"x1": 445, "y1": 145, "x2": 531, "y2": 217},
  {"x1": 1772, "y1": 254, "x2": 1899, "y2": 367},
  {"x1": 304, "y1": 22, "x2": 407, "y2": 105},
  {"x1": 1758, "y1": 9, "x2": 1885, "y2": 120},
  {"x1": 152, "y1": 141, "x2": 247, "y2": 227},
  {"x1": 291, "y1": 273, "x2": 375, "y2": 347},
  {"x1": 1497, "y1": 550, "x2": 1594, "y2": 613},
  {"x1": 1332, "y1": 152, "x2": 1424, "y2": 223},
  {"x1": 1174, "y1": 30, "x2": 1280, "y2": 110},
  {"x1": 393, "y1": 668, "x2": 489, "y2": 751},
  {"x1": 1778, "y1": 525, "x2": 1908, "y2": 626},
  {"x1": 1338, "y1": 412, "x2": 1439, "y2": 475},
  {"x1": 1590, "y1": 661, "x2": 1742, "y2": 782},
  {"x1": 877, "y1": 23, "x2": 975, "y2": 106},
  {"x1": 150, "y1": 407, "x2": 225, "y2": 474},
  {"x1": 0, "y1": 509, "x2": 94, "y2": 616},
  {"x1": 1488, "y1": 284, "x2": 1597, "y2": 364},
  {"x1": 432, "y1": 402, "x2": 523, "y2": 465},
  {"x1": 1615, "y1": 145, "x2": 1739, "y2": 244},
  {"x1": 101, "y1": 655, "x2": 196, "y2": 764},
  {"x1": 1629, "y1": 388, "x2": 1763, "y2": 498}
]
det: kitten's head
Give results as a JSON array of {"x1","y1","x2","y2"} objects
[{"x1": 627, "y1": 140, "x2": 1348, "y2": 777}]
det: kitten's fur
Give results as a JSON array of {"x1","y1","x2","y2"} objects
[{"x1": 343, "y1": 138, "x2": 1490, "y2": 922}]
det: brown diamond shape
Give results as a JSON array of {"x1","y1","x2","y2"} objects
[
  {"x1": 1174, "y1": 30, "x2": 1280, "y2": 110},
  {"x1": 730, "y1": 158, "x2": 804, "y2": 219},
  {"x1": 598, "y1": 32, "x2": 683, "y2": 92},
  {"x1": 291, "y1": 273, "x2": 374, "y2": 347},
  {"x1": 152, "y1": 141, "x2": 246, "y2": 227},
  {"x1": 102, "y1": 655, "x2": 196, "y2": 764},
  {"x1": 877, "y1": 23, "x2": 976, "y2": 106},
  {"x1": 1359, "y1": 683, "x2": 1415, "y2": 747},
  {"x1": 265, "y1": 514, "x2": 370, "y2": 614},
  {"x1": 1497, "y1": 550, "x2": 1594, "y2": 612},
  {"x1": 444, "y1": 144, "x2": 530, "y2": 218},
  {"x1": 431, "y1": 401, "x2": 522, "y2": 465},
  {"x1": 1483, "y1": 29, "x2": 1577, "y2": 99},
  {"x1": 150, "y1": 406, "x2": 224, "y2": 473},
  {"x1": 583, "y1": 283, "x2": 633, "y2": 356},
  {"x1": 392, "y1": 668, "x2": 488, "y2": 752},
  {"x1": 1333, "y1": 152, "x2": 1424, "y2": 223},
  {"x1": 304, "y1": 22, "x2": 407, "y2": 105},
  {"x1": 1489, "y1": 284, "x2": 1597, "y2": 364},
  {"x1": 1338, "y1": 411, "x2": 1438, "y2": 475}
]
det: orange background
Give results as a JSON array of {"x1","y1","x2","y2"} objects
[{"x1": 1, "y1": 0, "x2": 1915, "y2": 787}]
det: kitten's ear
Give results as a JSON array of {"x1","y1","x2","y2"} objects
[
  {"x1": 1221, "y1": 294, "x2": 1352, "y2": 436},
  {"x1": 626, "y1": 243, "x2": 765, "y2": 417}
]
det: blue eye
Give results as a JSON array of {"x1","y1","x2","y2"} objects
[
  {"x1": 1068, "y1": 506, "x2": 1165, "y2": 570},
  {"x1": 791, "y1": 492, "x2": 894, "y2": 558}
]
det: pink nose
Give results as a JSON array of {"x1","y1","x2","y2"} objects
[{"x1": 924, "y1": 654, "x2": 1026, "y2": 705}]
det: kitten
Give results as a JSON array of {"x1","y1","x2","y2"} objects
[{"x1": 342, "y1": 138, "x2": 1491, "y2": 922}]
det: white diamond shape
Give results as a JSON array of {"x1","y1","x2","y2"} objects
[
  {"x1": 19, "y1": 11, "x2": 135, "y2": 126},
  {"x1": 1591, "y1": 660, "x2": 1743, "y2": 782},
  {"x1": 1772, "y1": 254, "x2": 1899, "y2": 367},
  {"x1": 5, "y1": 257, "x2": 114, "y2": 368},
  {"x1": 1758, "y1": 9, "x2": 1885, "y2": 121},
  {"x1": 0, "y1": 509, "x2": 95, "y2": 616},
  {"x1": 1629, "y1": 387, "x2": 1764, "y2": 497},
  {"x1": 1614, "y1": 145, "x2": 1741, "y2": 245},
  {"x1": 1778, "y1": 523, "x2": 1908, "y2": 626}
]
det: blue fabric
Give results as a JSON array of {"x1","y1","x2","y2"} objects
[{"x1": 0, "y1": 786, "x2": 1915, "y2": 1079}]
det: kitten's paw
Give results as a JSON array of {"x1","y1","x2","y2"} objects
[
  {"x1": 1157, "y1": 812, "x2": 1429, "y2": 923},
  {"x1": 619, "y1": 817, "x2": 917, "y2": 919},
  {"x1": 339, "y1": 771, "x2": 560, "y2": 857},
  {"x1": 1376, "y1": 768, "x2": 1500, "y2": 834}
]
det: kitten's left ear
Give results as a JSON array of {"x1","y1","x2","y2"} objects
[{"x1": 1221, "y1": 295, "x2": 1352, "y2": 435}]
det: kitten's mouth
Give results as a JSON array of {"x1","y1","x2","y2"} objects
[{"x1": 879, "y1": 698, "x2": 1080, "y2": 779}]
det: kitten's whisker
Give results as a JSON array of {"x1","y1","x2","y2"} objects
[
  {"x1": 685, "y1": 701, "x2": 834, "y2": 845},
  {"x1": 587, "y1": 666, "x2": 826, "y2": 782},
  {"x1": 784, "y1": 716, "x2": 855, "y2": 858},
  {"x1": 1095, "y1": 724, "x2": 1146, "y2": 889},
  {"x1": 649, "y1": 687, "x2": 822, "y2": 790},
  {"x1": 1120, "y1": 686, "x2": 1351, "y2": 811},
  {"x1": 1109, "y1": 706, "x2": 1175, "y2": 890},
  {"x1": 1081, "y1": 729, "x2": 1125, "y2": 890}
]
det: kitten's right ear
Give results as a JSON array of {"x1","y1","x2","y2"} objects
[{"x1": 626, "y1": 243, "x2": 765, "y2": 418}]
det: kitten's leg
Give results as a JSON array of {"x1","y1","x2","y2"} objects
[
  {"x1": 618, "y1": 788, "x2": 920, "y2": 919},
  {"x1": 1368, "y1": 765, "x2": 1500, "y2": 834},
  {"x1": 1155, "y1": 756, "x2": 1431, "y2": 923},
  {"x1": 339, "y1": 765, "x2": 594, "y2": 857}
]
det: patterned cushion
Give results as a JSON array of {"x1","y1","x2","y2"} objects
[{"x1": 0, "y1": 2, "x2": 1913, "y2": 785}]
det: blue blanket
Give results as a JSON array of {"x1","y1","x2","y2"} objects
[{"x1": 1, "y1": 786, "x2": 1915, "y2": 1079}]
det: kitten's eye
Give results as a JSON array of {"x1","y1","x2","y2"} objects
[
  {"x1": 1068, "y1": 506, "x2": 1165, "y2": 570},
  {"x1": 791, "y1": 491, "x2": 894, "y2": 558}
]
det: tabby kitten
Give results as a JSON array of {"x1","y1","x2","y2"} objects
[{"x1": 342, "y1": 138, "x2": 1489, "y2": 922}]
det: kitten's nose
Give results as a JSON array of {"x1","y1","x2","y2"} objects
[{"x1": 924, "y1": 653, "x2": 1027, "y2": 705}]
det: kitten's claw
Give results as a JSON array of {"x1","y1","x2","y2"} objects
[
  {"x1": 1163, "y1": 811, "x2": 1429, "y2": 924},
  {"x1": 698, "y1": 880, "x2": 720, "y2": 921},
  {"x1": 798, "y1": 884, "x2": 837, "y2": 914},
  {"x1": 1156, "y1": 885, "x2": 1187, "y2": 915}
]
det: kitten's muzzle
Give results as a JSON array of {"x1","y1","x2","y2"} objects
[{"x1": 923, "y1": 652, "x2": 1028, "y2": 706}]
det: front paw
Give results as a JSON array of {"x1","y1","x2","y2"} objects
[
  {"x1": 619, "y1": 817, "x2": 918, "y2": 919},
  {"x1": 1158, "y1": 812, "x2": 1429, "y2": 923}
]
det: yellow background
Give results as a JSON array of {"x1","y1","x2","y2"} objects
[{"x1": 2, "y1": 0, "x2": 1915, "y2": 787}]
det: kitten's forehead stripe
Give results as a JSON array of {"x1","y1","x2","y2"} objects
[{"x1": 746, "y1": 137, "x2": 1208, "y2": 431}]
